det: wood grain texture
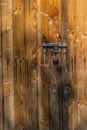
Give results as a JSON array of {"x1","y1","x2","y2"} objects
[
  {"x1": 39, "y1": 0, "x2": 49, "y2": 130},
  {"x1": 2, "y1": 0, "x2": 14, "y2": 130},
  {"x1": 29, "y1": 0, "x2": 38, "y2": 129},
  {"x1": 1, "y1": 0, "x2": 87, "y2": 130},
  {"x1": 67, "y1": 0, "x2": 87, "y2": 130},
  {"x1": 24, "y1": 0, "x2": 32, "y2": 129},
  {"x1": 48, "y1": 0, "x2": 62, "y2": 130},
  {"x1": 0, "y1": 1, "x2": 3, "y2": 130},
  {"x1": 13, "y1": 0, "x2": 27, "y2": 129}
]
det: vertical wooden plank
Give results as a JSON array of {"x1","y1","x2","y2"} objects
[
  {"x1": 0, "y1": 1, "x2": 3, "y2": 129},
  {"x1": 66, "y1": 0, "x2": 77, "y2": 130},
  {"x1": 40, "y1": 0, "x2": 49, "y2": 130},
  {"x1": 48, "y1": 0, "x2": 56, "y2": 128},
  {"x1": 57, "y1": 41, "x2": 63, "y2": 130},
  {"x1": 76, "y1": 0, "x2": 85, "y2": 100},
  {"x1": 67, "y1": 0, "x2": 87, "y2": 129},
  {"x1": 48, "y1": 0, "x2": 62, "y2": 130},
  {"x1": 25, "y1": 0, "x2": 39, "y2": 129},
  {"x1": 13, "y1": 0, "x2": 20, "y2": 128},
  {"x1": 61, "y1": 1, "x2": 68, "y2": 130},
  {"x1": 84, "y1": 0, "x2": 87, "y2": 100},
  {"x1": 2, "y1": 0, "x2": 15, "y2": 129},
  {"x1": 13, "y1": 0, "x2": 27, "y2": 129},
  {"x1": 24, "y1": 0, "x2": 32, "y2": 129},
  {"x1": 75, "y1": 0, "x2": 86, "y2": 129},
  {"x1": 36, "y1": 0, "x2": 42, "y2": 130},
  {"x1": 62, "y1": 41, "x2": 68, "y2": 130},
  {"x1": 29, "y1": 0, "x2": 38, "y2": 130}
]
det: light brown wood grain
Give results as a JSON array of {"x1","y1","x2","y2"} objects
[
  {"x1": 2, "y1": 0, "x2": 14, "y2": 130},
  {"x1": 67, "y1": 0, "x2": 87, "y2": 129},
  {"x1": 1, "y1": 0, "x2": 87, "y2": 130},
  {"x1": 0, "y1": 1, "x2": 3, "y2": 130},
  {"x1": 13, "y1": 0, "x2": 27, "y2": 129},
  {"x1": 39, "y1": 0, "x2": 50, "y2": 130},
  {"x1": 24, "y1": 0, "x2": 32, "y2": 129},
  {"x1": 30, "y1": 0, "x2": 38, "y2": 129}
]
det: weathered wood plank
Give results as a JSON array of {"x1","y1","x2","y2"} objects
[
  {"x1": 48, "y1": 0, "x2": 62, "y2": 130},
  {"x1": 24, "y1": 0, "x2": 32, "y2": 129},
  {"x1": 2, "y1": 0, "x2": 14, "y2": 129},
  {"x1": 29, "y1": 0, "x2": 38, "y2": 129},
  {"x1": 1, "y1": 0, "x2": 87, "y2": 130},
  {"x1": 36, "y1": 0, "x2": 43, "y2": 130},
  {"x1": 39, "y1": 0, "x2": 50, "y2": 130},
  {"x1": 75, "y1": 0, "x2": 87, "y2": 130},
  {"x1": 13, "y1": 0, "x2": 27, "y2": 129},
  {"x1": 76, "y1": 0, "x2": 85, "y2": 100},
  {"x1": 67, "y1": 0, "x2": 87, "y2": 130},
  {"x1": 67, "y1": 0, "x2": 77, "y2": 130},
  {"x1": 84, "y1": 0, "x2": 87, "y2": 100},
  {"x1": 0, "y1": 1, "x2": 3, "y2": 130}
]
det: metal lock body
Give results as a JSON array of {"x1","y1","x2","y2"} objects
[
  {"x1": 42, "y1": 37, "x2": 67, "y2": 65},
  {"x1": 52, "y1": 47, "x2": 59, "y2": 65}
]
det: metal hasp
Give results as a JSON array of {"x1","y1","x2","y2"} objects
[
  {"x1": 42, "y1": 37, "x2": 68, "y2": 49},
  {"x1": 42, "y1": 37, "x2": 68, "y2": 65}
]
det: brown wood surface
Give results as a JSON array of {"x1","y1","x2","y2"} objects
[
  {"x1": 0, "y1": 0, "x2": 87, "y2": 130},
  {"x1": 0, "y1": 1, "x2": 3, "y2": 130},
  {"x1": 1, "y1": 0, "x2": 14, "y2": 130}
]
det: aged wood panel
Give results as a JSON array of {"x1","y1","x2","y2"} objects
[
  {"x1": 29, "y1": 0, "x2": 38, "y2": 129},
  {"x1": 40, "y1": 0, "x2": 49, "y2": 130},
  {"x1": 24, "y1": 0, "x2": 32, "y2": 129},
  {"x1": 75, "y1": 0, "x2": 87, "y2": 129},
  {"x1": 1, "y1": 0, "x2": 87, "y2": 130},
  {"x1": 67, "y1": 0, "x2": 87, "y2": 130},
  {"x1": 1, "y1": 0, "x2": 14, "y2": 130},
  {"x1": 67, "y1": 0, "x2": 77, "y2": 130},
  {"x1": 84, "y1": 0, "x2": 87, "y2": 100},
  {"x1": 61, "y1": 0, "x2": 69, "y2": 130},
  {"x1": 0, "y1": 1, "x2": 3, "y2": 130},
  {"x1": 48, "y1": 0, "x2": 62, "y2": 130},
  {"x1": 25, "y1": 0, "x2": 38, "y2": 129},
  {"x1": 36, "y1": 1, "x2": 42, "y2": 130},
  {"x1": 13, "y1": 0, "x2": 27, "y2": 129}
]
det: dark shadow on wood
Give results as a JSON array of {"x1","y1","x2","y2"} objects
[{"x1": 56, "y1": 63, "x2": 75, "y2": 130}]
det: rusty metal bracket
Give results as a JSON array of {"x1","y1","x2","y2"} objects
[
  {"x1": 42, "y1": 37, "x2": 68, "y2": 65},
  {"x1": 42, "y1": 37, "x2": 67, "y2": 49}
]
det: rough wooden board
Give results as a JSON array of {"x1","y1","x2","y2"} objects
[
  {"x1": 67, "y1": 0, "x2": 77, "y2": 130},
  {"x1": 76, "y1": 0, "x2": 86, "y2": 130},
  {"x1": 84, "y1": 0, "x2": 87, "y2": 99},
  {"x1": 29, "y1": 0, "x2": 38, "y2": 129},
  {"x1": 67, "y1": 0, "x2": 87, "y2": 130},
  {"x1": 13, "y1": 0, "x2": 27, "y2": 129},
  {"x1": 39, "y1": 0, "x2": 50, "y2": 130},
  {"x1": 36, "y1": 0, "x2": 43, "y2": 130},
  {"x1": 24, "y1": 0, "x2": 32, "y2": 129},
  {"x1": 75, "y1": 0, "x2": 87, "y2": 130},
  {"x1": 25, "y1": 0, "x2": 35, "y2": 129},
  {"x1": 1, "y1": 0, "x2": 87, "y2": 130},
  {"x1": 0, "y1": 1, "x2": 3, "y2": 130},
  {"x1": 48, "y1": 0, "x2": 62, "y2": 130},
  {"x1": 75, "y1": 0, "x2": 85, "y2": 100},
  {"x1": 1, "y1": 0, "x2": 14, "y2": 130}
]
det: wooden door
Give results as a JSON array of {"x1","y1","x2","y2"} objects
[
  {"x1": 13, "y1": 0, "x2": 64, "y2": 130},
  {"x1": 1, "y1": 0, "x2": 87, "y2": 130},
  {"x1": 12, "y1": 0, "x2": 74, "y2": 129}
]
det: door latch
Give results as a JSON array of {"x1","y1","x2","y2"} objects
[{"x1": 42, "y1": 37, "x2": 68, "y2": 65}]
